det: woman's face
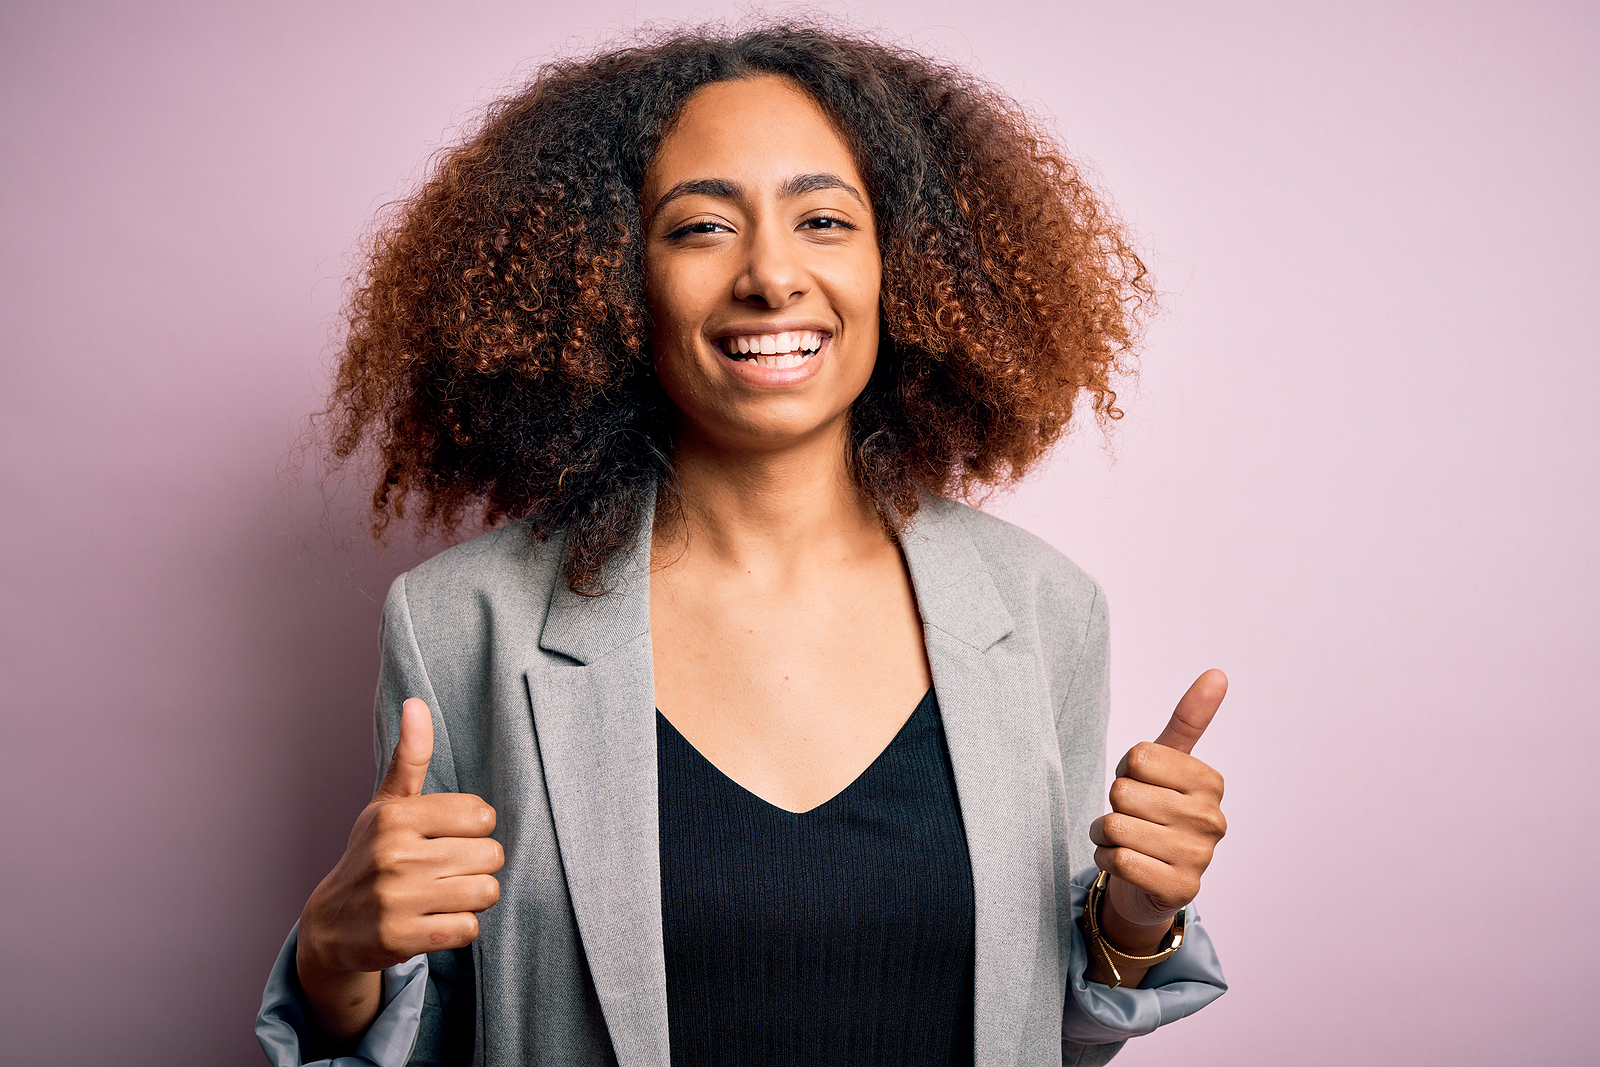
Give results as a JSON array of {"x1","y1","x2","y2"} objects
[{"x1": 641, "y1": 74, "x2": 882, "y2": 456}]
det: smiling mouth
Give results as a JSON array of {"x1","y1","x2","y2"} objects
[{"x1": 716, "y1": 330, "x2": 826, "y2": 368}]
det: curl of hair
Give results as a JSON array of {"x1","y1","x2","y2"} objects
[{"x1": 325, "y1": 20, "x2": 1153, "y2": 593}]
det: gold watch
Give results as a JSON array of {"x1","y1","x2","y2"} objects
[{"x1": 1082, "y1": 869, "x2": 1186, "y2": 989}]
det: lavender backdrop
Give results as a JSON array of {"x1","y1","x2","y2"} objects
[{"x1": 4, "y1": 1, "x2": 1596, "y2": 1063}]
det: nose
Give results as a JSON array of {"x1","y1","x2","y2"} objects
[{"x1": 733, "y1": 221, "x2": 806, "y2": 308}]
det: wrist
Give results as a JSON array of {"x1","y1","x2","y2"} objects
[
  {"x1": 1097, "y1": 895, "x2": 1174, "y2": 956},
  {"x1": 1080, "y1": 870, "x2": 1187, "y2": 989},
  {"x1": 295, "y1": 907, "x2": 378, "y2": 990},
  {"x1": 295, "y1": 932, "x2": 383, "y2": 1048},
  {"x1": 1104, "y1": 873, "x2": 1180, "y2": 931}
]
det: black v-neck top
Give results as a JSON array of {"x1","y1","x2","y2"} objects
[{"x1": 656, "y1": 689, "x2": 976, "y2": 1067}]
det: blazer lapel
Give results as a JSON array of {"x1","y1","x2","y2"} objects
[
  {"x1": 526, "y1": 508, "x2": 669, "y2": 1067},
  {"x1": 901, "y1": 501, "x2": 1052, "y2": 1067}
]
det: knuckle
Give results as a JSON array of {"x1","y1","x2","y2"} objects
[
  {"x1": 1120, "y1": 813, "x2": 1156, "y2": 846},
  {"x1": 1205, "y1": 809, "x2": 1229, "y2": 838},
  {"x1": 371, "y1": 802, "x2": 413, "y2": 835},
  {"x1": 371, "y1": 882, "x2": 405, "y2": 916},
  {"x1": 1124, "y1": 745, "x2": 1151, "y2": 776},
  {"x1": 1093, "y1": 846, "x2": 1117, "y2": 875},
  {"x1": 1126, "y1": 743, "x2": 1162, "y2": 778},
  {"x1": 1108, "y1": 777, "x2": 1136, "y2": 809},
  {"x1": 474, "y1": 839, "x2": 505, "y2": 869},
  {"x1": 374, "y1": 916, "x2": 406, "y2": 953},
  {"x1": 372, "y1": 844, "x2": 414, "y2": 875},
  {"x1": 1108, "y1": 848, "x2": 1139, "y2": 879},
  {"x1": 1182, "y1": 837, "x2": 1215, "y2": 868}
]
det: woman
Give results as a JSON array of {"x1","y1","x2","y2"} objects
[{"x1": 258, "y1": 23, "x2": 1228, "y2": 1067}]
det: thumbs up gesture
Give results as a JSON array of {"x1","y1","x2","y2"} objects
[
  {"x1": 1085, "y1": 670, "x2": 1228, "y2": 979},
  {"x1": 295, "y1": 699, "x2": 503, "y2": 1044}
]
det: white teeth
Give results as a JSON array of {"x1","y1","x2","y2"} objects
[
  {"x1": 756, "y1": 352, "x2": 805, "y2": 368},
  {"x1": 721, "y1": 331, "x2": 826, "y2": 362}
]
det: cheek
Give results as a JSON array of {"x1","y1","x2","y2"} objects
[
  {"x1": 644, "y1": 310, "x2": 709, "y2": 418},
  {"x1": 649, "y1": 333, "x2": 697, "y2": 405},
  {"x1": 646, "y1": 261, "x2": 716, "y2": 348},
  {"x1": 852, "y1": 247, "x2": 883, "y2": 316},
  {"x1": 644, "y1": 277, "x2": 695, "y2": 384},
  {"x1": 643, "y1": 262, "x2": 674, "y2": 339},
  {"x1": 844, "y1": 257, "x2": 883, "y2": 355}
]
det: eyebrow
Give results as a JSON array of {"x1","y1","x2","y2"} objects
[{"x1": 650, "y1": 172, "x2": 867, "y2": 221}]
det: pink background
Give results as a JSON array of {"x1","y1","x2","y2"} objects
[{"x1": 4, "y1": 1, "x2": 1596, "y2": 1063}]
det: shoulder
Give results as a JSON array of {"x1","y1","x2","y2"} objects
[
  {"x1": 913, "y1": 495, "x2": 1104, "y2": 615},
  {"x1": 382, "y1": 521, "x2": 565, "y2": 646},
  {"x1": 908, "y1": 497, "x2": 1109, "y2": 710}
]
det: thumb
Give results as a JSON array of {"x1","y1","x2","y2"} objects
[
  {"x1": 375, "y1": 697, "x2": 434, "y2": 799},
  {"x1": 1153, "y1": 669, "x2": 1227, "y2": 755}
]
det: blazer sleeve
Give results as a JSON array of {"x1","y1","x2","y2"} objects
[
  {"x1": 255, "y1": 922, "x2": 429, "y2": 1067},
  {"x1": 254, "y1": 575, "x2": 475, "y2": 1066},
  {"x1": 1053, "y1": 584, "x2": 1228, "y2": 1055}
]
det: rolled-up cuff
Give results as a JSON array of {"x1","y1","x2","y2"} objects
[
  {"x1": 1062, "y1": 866, "x2": 1228, "y2": 1045},
  {"x1": 255, "y1": 922, "x2": 428, "y2": 1067}
]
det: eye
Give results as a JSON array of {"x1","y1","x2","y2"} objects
[
  {"x1": 800, "y1": 214, "x2": 855, "y2": 231},
  {"x1": 666, "y1": 219, "x2": 732, "y2": 240}
]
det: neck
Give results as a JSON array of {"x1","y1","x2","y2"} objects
[{"x1": 654, "y1": 421, "x2": 886, "y2": 578}]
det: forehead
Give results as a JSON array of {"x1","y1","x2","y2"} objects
[{"x1": 643, "y1": 74, "x2": 866, "y2": 205}]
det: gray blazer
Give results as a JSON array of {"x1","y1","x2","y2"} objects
[{"x1": 257, "y1": 496, "x2": 1225, "y2": 1067}]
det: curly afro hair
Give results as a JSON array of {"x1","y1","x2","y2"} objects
[{"x1": 325, "y1": 20, "x2": 1154, "y2": 593}]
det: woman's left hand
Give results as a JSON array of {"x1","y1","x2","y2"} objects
[{"x1": 1086, "y1": 669, "x2": 1228, "y2": 976}]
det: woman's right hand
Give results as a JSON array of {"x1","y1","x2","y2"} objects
[{"x1": 295, "y1": 698, "x2": 503, "y2": 1047}]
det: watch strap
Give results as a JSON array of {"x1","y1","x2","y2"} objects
[{"x1": 1083, "y1": 869, "x2": 1186, "y2": 989}]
